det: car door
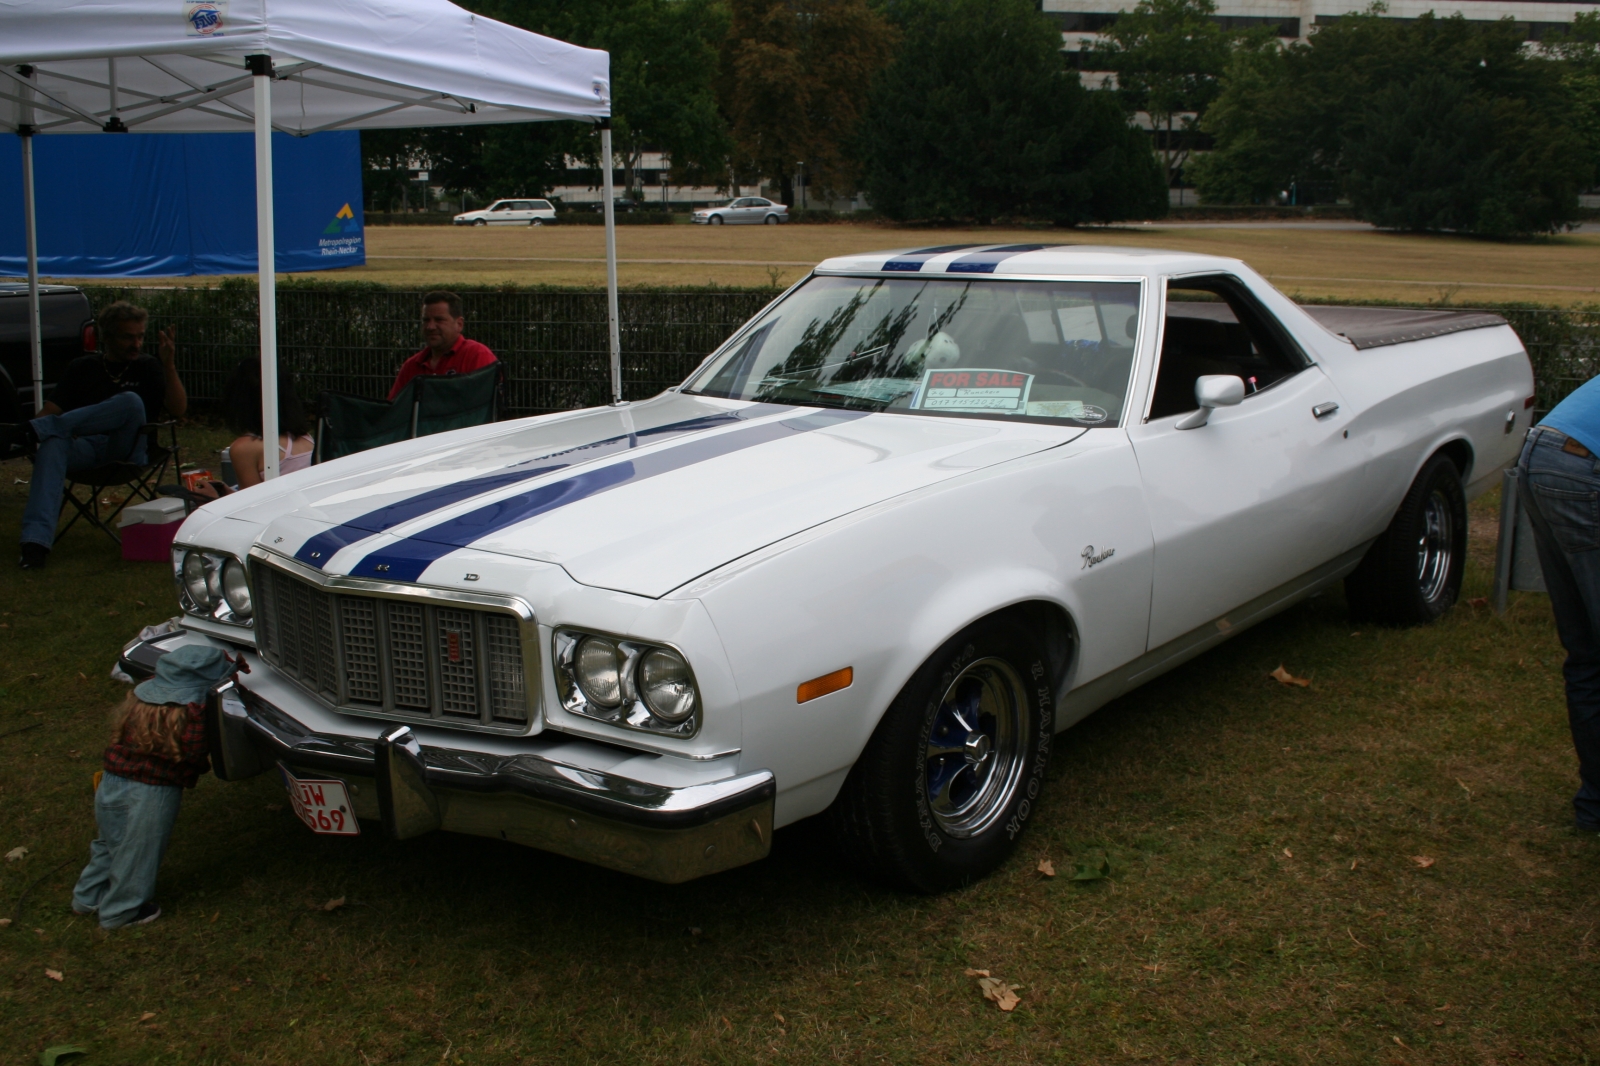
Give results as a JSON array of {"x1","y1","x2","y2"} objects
[
  {"x1": 1126, "y1": 274, "x2": 1364, "y2": 650},
  {"x1": 734, "y1": 198, "x2": 760, "y2": 223},
  {"x1": 486, "y1": 201, "x2": 513, "y2": 225}
]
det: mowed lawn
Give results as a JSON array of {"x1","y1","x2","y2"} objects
[
  {"x1": 263, "y1": 222, "x2": 1600, "y2": 307},
  {"x1": 1, "y1": 434, "x2": 1598, "y2": 1065}
]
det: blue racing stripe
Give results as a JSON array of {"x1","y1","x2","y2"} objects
[
  {"x1": 351, "y1": 408, "x2": 868, "y2": 583},
  {"x1": 945, "y1": 244, "x2": 1052, "y2": 273},
  {"x1": 881, "y1": 244, "x2": 985, "y2": 272},
  {"x1": 293, "y1": 405, "x2": 790, "y2": 567}
]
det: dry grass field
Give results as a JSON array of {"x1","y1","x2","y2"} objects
[{"x1": 261, "y1": 221, "x2": 1600, "y2": 306}]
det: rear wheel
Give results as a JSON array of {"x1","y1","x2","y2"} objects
[
  {"x1": 1345, "y1": 452, "x2": 1468, "y2": 625},
  {"x1": 765, "y1": 214, "x2": 779, "y2": 225},
  {"x1": 830, "y1": 615, "x2": 1054, "y2": 893},
  {"x1": 531, "y1": 219, "x2": 543, "y2": 227}
]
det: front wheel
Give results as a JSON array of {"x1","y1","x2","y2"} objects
[
  {"x1": 1345, "y1": 452, "x2": 1468, "y2": 625},
  {"x1": 709, "y1": 215, "x2": 724, "y2": 226},
  {"x1": 830, "y1": 615, "x2": 1054, "y2": 892},
  {"x1": 473, "y1": 219, "x2": 487, "y2": 227}
]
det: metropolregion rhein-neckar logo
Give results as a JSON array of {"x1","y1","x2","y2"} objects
[{"x1": 319, "y1": 204, "x2": 363, "y2": 258}]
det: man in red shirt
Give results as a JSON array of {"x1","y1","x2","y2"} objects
[{"x1": 387, "y1": 291, "x2": 498, "y2": 400}]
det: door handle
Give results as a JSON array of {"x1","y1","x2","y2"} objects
[{"x1": 1312, "y1": 402, "x2": 1339, "y2": 419}]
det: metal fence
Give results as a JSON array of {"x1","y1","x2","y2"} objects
[
  {"x1": 78, "y1": 283, "x2": 777, "y2": 418},
  {"x1": 77, "y1": 283, "x2": 1600, "y2": 418}
]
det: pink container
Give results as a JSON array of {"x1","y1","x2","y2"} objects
[{"x1": 122, "y1": 519, "x2": 181, "y2": 562}]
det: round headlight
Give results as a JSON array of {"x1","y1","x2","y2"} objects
[
  {"x1": 639, "y1": 647, "x2": 696, "y2": 723},
  {"x1": 181, "y1": 551, "x2": 212, "y2": 607},
  {"x1": 574, "y1": 637, "x2": 624, "y2": 707},
  {"x1": 221, "y1": 559, "x2": 252, "y2": 619}
]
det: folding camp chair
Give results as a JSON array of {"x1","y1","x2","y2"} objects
[
  {"x1": 315, "y1": 362, "x2": 502, "y2": 462},
  {"x1": 55, "y1": 420, "x2": 183, "y2": 544}
]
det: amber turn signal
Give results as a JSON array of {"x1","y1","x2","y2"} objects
[{"x1": 797, "y1": 666, "x2": 853, "y2": 704}]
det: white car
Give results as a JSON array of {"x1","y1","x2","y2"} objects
[
  {"x1": 693, "y1": 197, "x2": 788, "y2": 225},
  {"x1": 125, "y1": 245, "x2": 1532, "y2": 891},
  {"x1": 452, "y1": 198, "x2": 556, "y2": 226}
]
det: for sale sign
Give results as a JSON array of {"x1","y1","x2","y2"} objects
[{"x1": 913, "y1": 368, "x2": 1034, "y2": 414}]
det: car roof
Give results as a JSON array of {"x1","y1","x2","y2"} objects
[{"x1": 812, "y1": 244, "x2": 1246, "y2": 279}]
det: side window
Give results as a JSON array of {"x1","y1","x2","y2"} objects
[
  {"x1": 1148, "y1": 275, "x2": 1308, "y2": 421},
  {"x1": 490, "y1": 201, "x2": 509, "y2": 212},
  {"x1": 533, "y1": 200, "x2": 552, "y2": 211}
]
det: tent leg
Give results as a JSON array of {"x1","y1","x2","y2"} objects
[
  {"x1": 18, "y1": 66, "x2": 43, "y2": 415},
  {"x1": 250, "y1": 55, "x2": 280, "y2": 480},
  {"x1": 600, "y1": 121, "x2": 622, "y2": 406}
]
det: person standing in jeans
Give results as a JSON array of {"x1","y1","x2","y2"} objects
[{"x1": 1519, "y1": 374, "x2": 1600, "y2": 831}]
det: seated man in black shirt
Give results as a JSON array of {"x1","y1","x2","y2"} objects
[{"x1": 6, "y1": 301, "x2": 187, "y2": 568}]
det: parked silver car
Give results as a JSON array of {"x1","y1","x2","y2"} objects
[
  {"x1": 452, "y1": 199, "x2": 557, "y2": 226},
  {"x1": 693, "y1": 197, "x2": 788, "y2": 225}
]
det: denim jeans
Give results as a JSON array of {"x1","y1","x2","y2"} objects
[
  {"x1": 1518, "y1": 426, "x2": 1600, "y2": 827},
  {"x1": 20, "y1": 391, "x2": 147, "y2": 547},
  {"x1": 71, "y1": 771, "x2": 182, "y2": 928}
]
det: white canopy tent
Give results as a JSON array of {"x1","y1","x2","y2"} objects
[{"x1": 0, "y1": 0, "x2": 620, "y2": 478}]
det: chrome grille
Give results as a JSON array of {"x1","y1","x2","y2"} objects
[{"x1": 252, "y1": 559, "x2": 532, "y2": 730}]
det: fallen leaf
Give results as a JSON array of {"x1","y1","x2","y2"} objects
[
  {"x1": 975, "y1": 975, "x2": 1022, "y2": 1012},
  {"x1": 1411, "y1": 855, "x2": 1436, "y2": 869},
  {"x1": 209, "y1": 911, "x2": 219, "y2": 923},
  {"x1": 1071, "y1": 856, "x2": 1110, "y2": 881},
  {"x1": 1435, "y1": 1004, "x2": 1452, "y2": 1012},
  {"x1": 773, "y1": 1012, "x2": 785, "y2": 1025},
  {"x1": 0, "y1": 918, "x2": 10, "y2": 927},
  {"x1": 1270, "y1": 665, "x2": 1311, "y2": 687},
  {"x1": 1142, "y1": 963, "x2": 1163, "y2": 972},
  {"x1": 322, "y1": 897, "x2": 346, "y2": 912},
  {"x1": 1468, "y1": 597, "x2": 1488, "y2": 609},
  {"x1": 5, "y1": 846, "x2": 26, "y2": 861},
  {"x1": 44, "y1": 968, "x2": 63, "y2": 981},
  {"x1": 1282, "y1": 847, "x2": 1293, "y2": 858},
  {"x1": 1036, "y1": 858, "x2": 1055, "y2": 877},
  {"x1": 38, "y1": 1046, "x2": 87, "y2": 1066},
  {"x1": 963, "y1": 968, "x2": 991, "y2": 977},
  {"x1": 1350, "y1": 859, "x2": 1360, "y2": 871},
  {"x1": 688, "y1": 927, "x2": 702, "y2": 937},
  {"x1": 138, "y1": 1012, "x2": 156, "y2": 1022},
  {"x1": 77, "y1": 672, "x2": 86, "y2": 681},
  {"x1": 135, "y1": 600, "x2": 146, "y2": 607}
]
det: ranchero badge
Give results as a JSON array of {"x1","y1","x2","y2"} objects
[{"x1": 1081, "y1": 545, "x2": 1115, "y2": 569}]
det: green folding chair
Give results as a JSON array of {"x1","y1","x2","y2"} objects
[{"x1": 314, "y1": 362, "x2": 501, "y2": 463}]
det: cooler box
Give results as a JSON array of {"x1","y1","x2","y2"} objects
[{"x1": 119, "y1": 497, "x2": 187, "y2": 561}]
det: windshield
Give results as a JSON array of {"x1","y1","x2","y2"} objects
[{"x1": 685, "y1": 275, "x2": 1142, "y2": 426}]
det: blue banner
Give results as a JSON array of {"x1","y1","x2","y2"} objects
[{"x1": 0, "y1": 131, "x2": 365, "y2": 277}]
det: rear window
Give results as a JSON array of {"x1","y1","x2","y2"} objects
[{"x1": 685, "y1": 275, "x2": 1142, "y2": 427}]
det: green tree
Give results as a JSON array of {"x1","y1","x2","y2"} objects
[
  {"x1": 861, "y1": 0, "x2": 1166, "y2": 223},
  {"x1": 1547, "y1": 12, "x2": 1600, "y2": 188},
  {"x1": 1085, "y1": 0, "x2": 1241, "y2": 189},
  {"x1": 721, "y1": 0, "x2": 899, "y2": 205},
  {"x1": 1190, "y1": 8, "x2": 1591, "y2": 234},
  {"x1": 363, "y1": 0, "x2": 732, "y2": 206}
]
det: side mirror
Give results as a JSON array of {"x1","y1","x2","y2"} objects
[{"x1": 1175, "y1": 375, "x2": 1246, "y2": 430}]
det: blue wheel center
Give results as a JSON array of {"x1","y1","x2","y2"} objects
[{"x1": 926, "y1": 678, "x2": 996, "y2": 812}]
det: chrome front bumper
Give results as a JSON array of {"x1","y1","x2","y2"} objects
[
  {"x1": 214, "y1": 681, "x2": 774, "y2": 883},
  {"x1": 124, "y1": 637, "x2": 774, "y2": 884}
]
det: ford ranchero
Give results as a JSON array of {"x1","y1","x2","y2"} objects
[{"x1": 120, "y1": 245, "x2": 1533, "y2": 891}]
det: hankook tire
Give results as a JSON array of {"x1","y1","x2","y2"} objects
[
  {"x1": 1346, "y1": 452, "x2": 1468, "y2": 625},
  {"x1": 830, "y1": 614, "x2": 1054, "y2": 893}
]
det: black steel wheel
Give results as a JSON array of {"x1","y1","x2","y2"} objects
[
  {"x1": 830, "y1": 615, "x2": 1054, "y2": 892},
  {"x1": 1346, "y1": 452, "x2": 1468, "y2": 625}
]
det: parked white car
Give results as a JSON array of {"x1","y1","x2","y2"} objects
[
  {"x1": 452, "y1": 199, "x2": 556, "y2": 226},
  {"x1": 693, "y1": 197, "x2": 788, "y2": 225},
  {"x1": 126, "y1": 245, "x2": 1532, "y2": 891}
]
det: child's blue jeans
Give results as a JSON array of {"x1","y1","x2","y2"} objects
[{"x1": 72, "y1": 772, "x2": 182, "y2": 929}]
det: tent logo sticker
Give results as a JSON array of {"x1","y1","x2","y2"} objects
[
  {"x1": 319, "y1": 204, "x2": 363, "y2": 258},
  {"x1": 183, "y1": 1, "x2": 226, "y2": 36},
  {"x1": 322, "y1": 204, "x2": 360, "y2": 235}
]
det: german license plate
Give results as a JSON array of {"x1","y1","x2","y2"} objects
[{"x1": 279, "y1": 763, "x2": 360, "y2": 836}]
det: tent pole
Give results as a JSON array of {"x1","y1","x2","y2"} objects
[
  {"x1": 600, "y1": 120, "x2": 622, "y2": 406},
  {"x1": 18, "y1": 66, "x2": 43, "y2": 414},
  {"x1": 249, "y1": 55, "x2": 280, "y2": 480}
]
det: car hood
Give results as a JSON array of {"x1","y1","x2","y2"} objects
[{"x1": 211, "y1": 393, "x2": 1080, "y2": 598}]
